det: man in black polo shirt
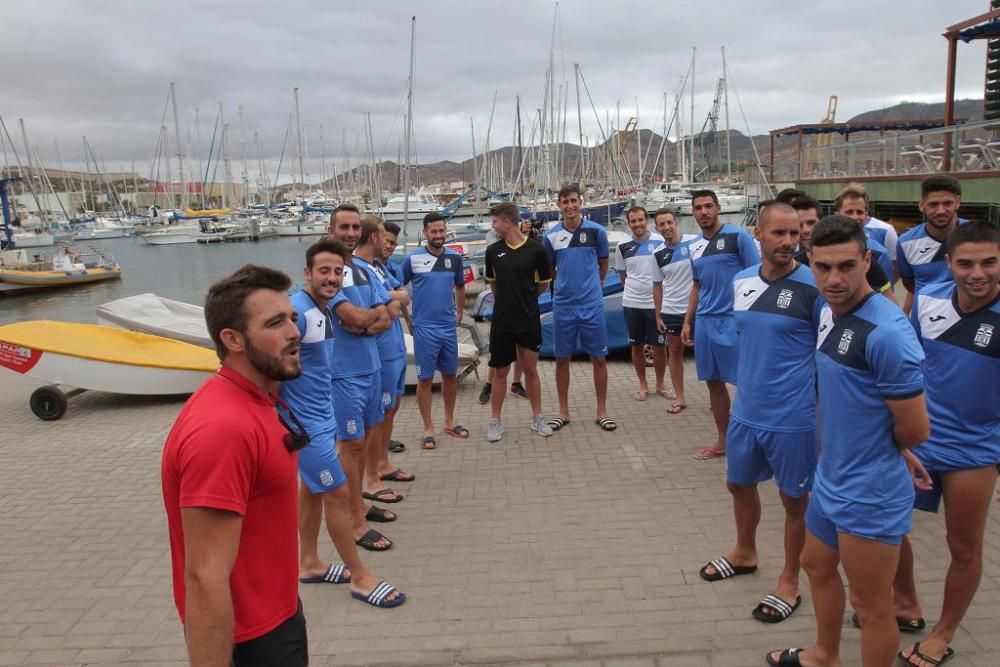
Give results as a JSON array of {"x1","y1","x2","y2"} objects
[{"x1": 484, "y1": 202, "x2": 553, "y2": 443}]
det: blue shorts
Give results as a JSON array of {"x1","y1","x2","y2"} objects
[
  {"x1": 913, "y1": 465, "x2": 1000, "y2": 514},
  {"x1": 805, "y1": 491, "x2": 908, "y2": 550},
  {"x1": 552, "y1": 304, "x2": 608, "y2": 358},
  {"x1": 412, "y1": 326, "x2": 458, "y2": 380},
  {"x1": 379, "y1": 356, "x2": 406, "y2": 411},
  {"x1": 694, "y1": 314, "x2": 738, "y2": 384},
  {"x1": 726, "y1": 421, "x2": 818, "y2": 497},
  {"x1": 331, "y1": 372, "x2": 383, "y2": 441},
  {"x1": 297, "y1": 428, "x2": 348, "y2": 494}
]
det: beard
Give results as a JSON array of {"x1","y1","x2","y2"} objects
[{"x1": 245, "y1": 337, "x2": 301, "y2": 381}]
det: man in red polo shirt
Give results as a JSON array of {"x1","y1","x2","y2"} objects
[{"x1": 162, "y1": 264, "x2": 307, "y2": 666}]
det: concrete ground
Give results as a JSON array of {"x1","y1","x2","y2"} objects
[{"x1": 0, "y1": 350, "x2": 998, "y2": 666}]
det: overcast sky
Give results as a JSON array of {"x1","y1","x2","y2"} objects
[{"x1": 0, "y1": 0, "x2": 992, "y2": 179}]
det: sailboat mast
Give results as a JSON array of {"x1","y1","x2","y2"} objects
[
  {"x1": 238, "y1": 106, "x2": 249, "y2": 206},
  {"x1": 690, "y1": 48, "x2": 696, "y2": 183},
  {"x1": 294, "y1": 87, "x2": 305, "y2": 198},
  {"x1": 170, "y1": 82, "x2": 187, "y2": 211},
  {"x1": 722, "y1": 46, "x2": 732, "y2": 185},
  {"x1": 403, "y1": 15, "x2": 415, "y2": 238}
]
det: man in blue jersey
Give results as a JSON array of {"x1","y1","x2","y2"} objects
[
  {"x1": 543, "y1": 184, "x2": 615, "y2": 432},
  {"x1": 400, "y1": 212, "x2": 468, "y2": 449},
  {"x1": 380, "y1": 221, "x2": 409, "y2": 453},
  {"x1": 652, "y1": 209, "x2": 696, "y2": 414},
  {"x1": 698, "y1": 204, "x2": 819, "y2": 626},
  {"x1": 613, "y1": 206, "x2": 666, "y2": 401},
  {"x1": 680, "y1": 190, "x2": 760, "y2": 459},
  {"x1": 353, "y1": 217, "x2": 415, "y2": 498},
  {"x1": 891, "y1": 222, "x2": 999, "y2": 667},
  {"x1": 898, "y1": 175, "x2": 965, "y2": 315},
  {"x1": 328, "y1": 204, "x2": 396, "y2": 552},
  {"x1": 835, "y1": 184, "x2": 897, "y2": 296},
  {"x1": 281, "y1": 238, "x2": 404, "y2": 606},
  {"x1": 768, "y1": 215, "x2": 929, "y2": 667}
]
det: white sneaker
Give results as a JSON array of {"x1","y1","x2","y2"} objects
[
  {"x1": 486, "y1": 418, "x2": 504, "y2": 442},
  {"x1": 531, "y1": 414, "x2": 553, "y2": 437}
]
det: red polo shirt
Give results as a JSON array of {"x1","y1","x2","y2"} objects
[{"x1": 161, "y1": 365, "x2": 299, "y2": 643}]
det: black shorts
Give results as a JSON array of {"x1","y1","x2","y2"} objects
[
  {"x1": 659, "y1": 313, "x2": 685, "y2": 337},
  {"x1": 488, "y1": 324, "x2": 542, "y2": 368},
  {"x1": 231, "y1": 599, "x2": 308, "y2": 667},
  {"x1": 623, "y1": 307, "x2": 664, "y2": 346}
]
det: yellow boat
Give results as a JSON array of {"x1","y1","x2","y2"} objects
[
  {"x1": 0, "y1": 320, "x2": 219, "y2": 420},
  {"x1": 0, "y1": 246, "x2": 122, "y2": 290},
  {"x1": 183, "y1": 207, "x2": 233, "y2": 218}
]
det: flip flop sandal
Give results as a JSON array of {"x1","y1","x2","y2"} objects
[
  {"x1": 898, "y1": 643, "x2": 955, "y2": 667},
  {"x1": 443, "y1": 425, "x2": 470, "y2": 439},
  {"x1": 766, "y1": 648, "x2": 806, "y2": 667},
  {"x1": 299, "y1": 563, "x2": 351, "y2": 584},
  {"x1": 656, "y1": 388, "x2": 677, "y2": 400},
  {"x1": 379, "y1": 468, "x2": 415, "y2": 482},
  {"x1": 667, "y1": 403, "x2": 687, "y2": 414},
  {"x1": 547, "y1": 417, "x2": 570, "y2": 431},
  {"x1": 633, "y1": 390, "x2": 648, "y2": 401},
  {"x1": 699, "y1": 556, "x2": 758, "y2": 582},
  {"x1": 355, "y1": 528, "x2": 392, "y2": 552},
  {"x1": 421, "y1": 435, "x2": 437, "y2": 450},
  {"x1": 352, "y1": 580, "x2": 407, "y2": 608},
  {"x1": 595, "y1": 417, "x2": 617, "y2": 431},
  {"x1": 850, "y1": 612, "x2": 926, "y2": 632},
  {"x1": 388, "y1": 440, "x2": 406, "y2": 453},
  {"x1": 362, "y1": 488, "x2": 403, "y2": 504},
  {"x1": 752, "y1": 594, "x2": 802, "y2": 623},
  {"x1": 365, "y1": 505, "x2": 396, "y2": 523},
  {"x1": 693, "y1": 447, "x2": 725, "y2": 460}
]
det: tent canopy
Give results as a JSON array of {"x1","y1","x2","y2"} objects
[{"x1": 769, "y1": 119, "x2": 956, "y2": 139}]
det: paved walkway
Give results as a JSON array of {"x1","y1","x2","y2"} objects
[{"x1": 0, "y1": 351, "x2": 998, "y2": 666}]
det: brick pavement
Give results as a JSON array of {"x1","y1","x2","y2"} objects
[{"x1": 0, "y1": 347, "x2": 998, "y2": 666}]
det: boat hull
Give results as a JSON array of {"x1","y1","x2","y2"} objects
[{"x1": 0, "y1": 267, "x2": 122, "y2": 286}]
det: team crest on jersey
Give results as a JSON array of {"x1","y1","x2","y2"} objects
[
  {"x1": 715, "y1": 238, "x2": 725, "y2": 250},
  {"x1": 777, "y1": 289, "x2": 793, "y2": 310},
  {"x1": 837, "y1": 329, "x2": 854, "y2": 355},
  {"x1": 975, "y1": 323, "x2": 994, "y2": 348},
  {"x1": 346, "y1": 420, "x2": 358, "y2": 435},
  {"x1": 444, "y1": 258, "x2": 452, "y2": 269},
  {"x1": 579, "y1": 231, "x2": 587, "y2": 243}
]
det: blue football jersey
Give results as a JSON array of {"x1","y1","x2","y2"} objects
[
  {"x1": 400, "y1": 246, "x2": 464, "y2": 327},
  {"x1": 813, "y1": 292, "x2": 925, "y2": 515},
  {"x1": 865, "y1": 236, "x2": 894, "y2": 287},
  {"x1": 897, "y1": 220, "x2": 967, "y2": 290},
  {"x1": 688, "y1": 223, "x2": 760, "y2": 316},
  {"x1": 732, "y1": 263, "x2": 821, "y2": 432},
  {"x1": 329, "y1": 261, "x2": 391, "y2": 378},
  {"x1": 911, "y1": 283, "x2": 1000, "y2": 470},
  {"x1": 353, "y1": 255, "x2": 406, "y2": 361},
  {"x1": 279, "y1": 290, "x2": 336, "y2": 433},
  {"x1": 543, "y1": 219, "x2": 610, "y2": 310}
]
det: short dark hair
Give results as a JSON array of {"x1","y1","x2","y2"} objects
[
  {"x1": 330, "y1": 203, "x2": 360, "y2": 225},
  {"x1": 382, "y1": 221, "x2": 401, "y2": 237},
  {"x1": 359, "y1": 215, "x2": 382, "y2": 246},
  {"x1": 811, "y1": 214, "x2": 868, "y2": 255},
  {"x1": 922, "y1": 174, "x2": 961, "y2": 198},
  {"x1": 423, "y1": 211, "x2": 446, "y2": 228},
  {"x1": 489, "y1": 202, "x2": 520, "y2": 222},
  {"x1": 205, "y1": 264, "x2": 292, "y2": 361},
  {"x1": 690, "y1": 189, "x2": 719, "y2": 206},
  {"x1": 758, "y1": 202, "x2": 797, "y2": 227},
  {"x1": 653, "y1": 207, "x2": 676, "y2": 222},
  {"x1": 774, "y1": 188, "x2": 806, "y2": 204},
  {"x1": 626, "y1": 205, "x2": 648, "y2": 219},
  {"x1": 306, "y1": 238, "x2": 350, "y2": 268},
  {"x1": 946, "y1": 221, "x2": 1000, "y2": 254},
  {"x1": 791, "y1": 195, "x2": 822, "y2": 217},
  {"x1": 557, "y1": 183, "x2": 582, "y2": 201}
]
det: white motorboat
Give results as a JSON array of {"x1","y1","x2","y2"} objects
[{"x1": 2, "y1": 228, "x2": 55, "y2": 248}]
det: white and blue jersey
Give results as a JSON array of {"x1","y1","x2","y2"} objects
[
  {"x1": 613, "y1": 232, "x2": 664, "y2": 309},
  {"x1": 689, "y1": 223, "x2": 760, "y2": 316},
  {"x1": 911, "y1": 283, "x2": 1000, "y2": 471},
  {"x1": 732, "y1": 264, "x2": 821, "y2": 432},
  {"x1": 813, "y1": 292, "x2": 925, "y2": 537},
  {"x1": 543, "y1": 219, "x2": 610, "y2": 311},
  {"x1": 897, "y1": 220, "x2": 968, "y2": 290},
  {"x1": 354, "y1": 255, "x2": 406, "y2": 362},
  {"x1": 329, "y1": 261, "x2": 391, "y2": 378},
  {"x1": 279, "y1": 290, "x2": 336, "y2": 434},
  {"x1": 865, "y1": 236, "x2": 894, "y2": 287},
  {"x1": 864, "y1": 217, "x2": 898, "y2": 266},
  {"x1": 653, "y1": 234, "x2": 698, "y2": 315},
  {"x1": 400, "y1": 246, "x2": 464, "y2": 328}
]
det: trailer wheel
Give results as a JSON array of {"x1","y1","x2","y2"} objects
[{"x1": 30, "y1": 386, "x2": 68, "y2": 421}]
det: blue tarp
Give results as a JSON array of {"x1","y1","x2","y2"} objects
[{"x1": 959, "y1": 19, "x2": 1000, "y2": 43}]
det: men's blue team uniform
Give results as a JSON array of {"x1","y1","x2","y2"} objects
[
  {"x1": 356, "y1": 255, "x2": 407, "y2": 411},
  {"x1": 808, "y1": 292, "x2": 925, "y2": 548},
  {"x1": 329, "y1": 261, "x2": 391, "y2": 440},
  {"x1": 279, "y1": 290, "x2": 348, "y2": 493},
  {"x1": 897, "y1": 219, "x2": 968, "y2": 291},
  {"x1": 910, "y1": 282, "x2": 1000, "y2": 511},
  {"x1": 688, "y1": 223, "x2": 760, "y2": 384},
  {"x1": 862, "y1": 234, "x2": 894, "y2": 287},
  {"x1": 400, "y1": 246, "x2": 464, "y2": 380},
  {"x1": 543, "y1": 219, "x2": 610, "y2": 358},
  {"x1": 728, "y1": 264, "x2": 821, "y2": 495}
]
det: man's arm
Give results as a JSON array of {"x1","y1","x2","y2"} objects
[
  {"x1": 653, "y1": 282, "x2": 665, "y2": 332},
  {"x1": 886, "y1": 394, "x2": 930, "y2": 450},
  {"x1": 182, "y1": 507, "x2": 243, "y2": 666},
  {"x1": 332, "y1": 301, "x2": 380, "y2": 330},
  {"x1": 598, "y1": 257, "x2": 608, "y2": 283},
  {"x1": 454, "y1": 285, "x2": 466, "y2": 325},
  {"x1": 366, "y1": 304, "x2": 392, "y2": 334},
  {"x1": 680, "y1": 280, "x2": 700, "y2": 346}
]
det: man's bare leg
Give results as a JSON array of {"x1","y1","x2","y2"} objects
[
  {"x1": 592, "y1": 355, "x2": 608, "y2": 420},
  {"x1": 702, "y1": 482, "x2": 760, "y2": 577},
  {"x1": 652, "y1": 345, "x2": 668, "y2": 396},
  {"x1": 695, "y1": 380, "x2": 729, "y2": 458},
  {"x1": 517, "y1": 347, "x2": 543, "y2": 417},
  {"x1": 554, "y1": 356, "x2": 571, "y2": 421},
  {"x1": 441, "y1": 373, "x2": 458, "y2": 431},
  {"x1": 842, "y1": 534, "x2": 902, "y2": 667},
  {"x1": 758, "y1": 491, "x2": 809, "y2": 618},
  {"x1": 298, "y1": 482, "x2": 334, "y2": 577},
  {"x1": 490, "y1": 364, "x2": 510, "y2": 420},
  {"x1": 337, "y1": 438, "x2": 390, "y2": 549},
  {"x1": 892, "y1": 536, "x2": 923, "y2": 620},
  {"x1": 900, "y1": 466, "x2": 998, "y2": 667},
  {"x1": 416, "y1": 378, "x2": 435, "y2": 437},
  {"x1": 375, "y1": 404, "x2": 404, "y2": 478},
  {"x1": 666, "y1": 333, "x2": 686, "y2": 412},
  {"x1": 630, "y1": 344, "x2": 648, "y2": 398},
  {"x1": 362, "y1": 423, "x2": 400, "y2": 500}
]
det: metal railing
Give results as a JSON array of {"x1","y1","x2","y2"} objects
[{"x1": 772, "y1": 119, "x2": 1000, "y2": 181}]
